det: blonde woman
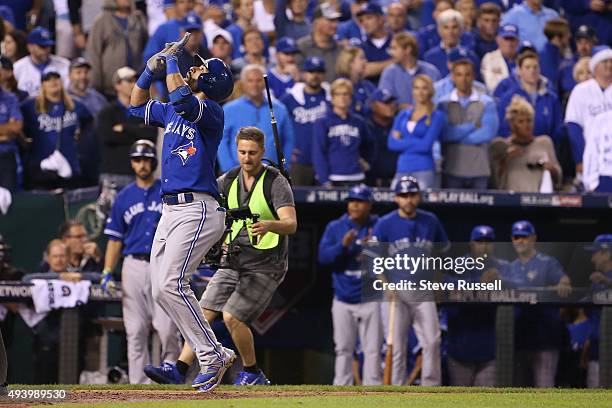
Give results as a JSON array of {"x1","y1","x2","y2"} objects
[
  {"x1": 335, "y1": 46, "x2": 376, "y2": 116},
  {"x1": 489, "y1": 95, "x2": 561, "y2": 192},
  {"x1": 22, "y1": 71, "x2": 92, "y2": 189},
  {"x1": 388, "y1": 75, "x2": 447, "y2": 190}
]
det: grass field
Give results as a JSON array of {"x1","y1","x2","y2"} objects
[{"x1": 3, "y1": 385, "x2": 611, "y2": 408}]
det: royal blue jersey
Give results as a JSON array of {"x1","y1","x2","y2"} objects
[
  {"x1": 351, "y1": 79, "x2": 376, "y2": 117},
  {"x1": 372, "y1": 208, "x2": 449, "y2": 282},
  {"x1": 280, "y1": 84, "x2": 328, "y2": 165},
  {"x1": 21, "y1": 98, "x2": 92, "y2": 175},
  {"x1": 104, "y1": 180, "x2": 163, "y2": 255},
  {"x1": 318, "y1": 213, "x2": 378, "y2": 304},
  {"x1": 130, "y1": 96, "x2": 224, "y2": 197},
  {"x1": 312, "y1": 110, "x2": 375, "y2": 185},
  {"x1": 0, "y1": 89, "x2": 22, "y2": 154},
  {"x1": 267, "y1": 67, "x2": 296, "y2": 99}
]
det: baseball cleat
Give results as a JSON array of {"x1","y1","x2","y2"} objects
[
  {"x1": 143, "y1": 362, "x2": 185, "y2": 384},
  {"x1": 193, "y1": 348, "x2": 237, "y2": 392},
  {"x1": 233, "y1": 370, "x2": 271, "y2": 385}
]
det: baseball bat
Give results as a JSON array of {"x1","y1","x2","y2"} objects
[
  {"x1": 383, "y1": 297, "x2": 396, "y2": 385},
  {"x1": 262, "y1": 74, "x2": 292, "y2": 184}
]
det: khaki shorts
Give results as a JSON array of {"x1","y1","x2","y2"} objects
[{"x1": 199, "y1": 268, "x2": 284, "y2": 324}]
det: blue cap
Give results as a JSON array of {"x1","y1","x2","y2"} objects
[
  {"x1": 181, "y1": 12, "x2": 202, "y2": 31},
  {"x1": 369, "y1": 88, "x2": 396, "y2": 104},
  {"x1": 41, "y1": 69, "x2": 61, "y2": 81},
  {"x1": 448, "y1": 46, "x2": 474, "y2": 65},
  {"x1": 303, "y1": 56, "x2": 326, "y2": 72},
  {"x1": 347, "y1": 184, "x2": 373, "y2": 202},
  {"x1": 584, "y1": 234, "x2": 612, "y2": 252},
  {"x1": 518, "y1": 41, "x2": 536, "y2": 54},
  {"x1": 276, "y1": 37, "x2": 299, "y2": 54},
  {"x1": 356, "y1": 3, "x2": 384, "y2": 16},
  {"x1": 27, "y1": 27, "x2": 55, "y2": 47},
  {"x1": 394, "y1": 176, "x2": 420, "y2": 194},
  {"x1": 0, "y1": 6, "x2": 15, "y2": 27},
  {"x1": 511, "y1": 220, "x2": 536, "y2": 237},
  {"x1": 575, "y1": 25, "x2": 596, "y2": 41},
  {"x1": 498, "y1": 24, "x2": 519, "y2": 39},
  {"x1": 471, "y1": 225, "x2": 495, "y2": 241}
]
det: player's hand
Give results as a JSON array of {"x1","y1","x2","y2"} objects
[
  {"x1": 60, "y1": 272, "x2": 82, "y2": 282},
  {"x1": 160, "y1": 32, "x2": 191, "y2": 60},
  {"x1": 342, "y1": 229, "x2": 358, "y2": 247},
  {"x1": 100, "y1": 271, "x2": 116, "y2": 296},
  {"x1": 146, "y1": 43, "x2": 173, "y2": 74},
  {"x1": 555, "y1": 280, "x2": 572, "y2": 298},
  {"x1": 250, "y1": 220, "x2": 273, "y2": 236},
  {"x1": 480, "y1": 268, "x2": 500, "y2": 283},
  {"x1": 590, "y1": 272, "x2": 610, "y2": 286}
]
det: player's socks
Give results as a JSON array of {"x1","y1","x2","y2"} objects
[
  {"x1": 176, "y1": 360, "x2": 190, "y2": 376},
  {"x1": 243, "y1": 364, "x2": 259, "y2": 374}
]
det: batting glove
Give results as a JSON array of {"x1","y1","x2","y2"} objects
[
  {"x1": 146, "y1": 43, "x2": 174, "y2": 75},
  {"x1": 100, "y1": 270, "x2": 116, "y2": 296},
  {"x1": 160, "y1": 32, "x2": 191, "y2": 62}
]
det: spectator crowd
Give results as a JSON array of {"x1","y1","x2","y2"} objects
[{"x1": 0, "y1": 0, "x2": 610, "y2": 194}]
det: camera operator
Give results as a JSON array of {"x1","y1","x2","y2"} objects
[{"x1": 145, "y1": 126, "x2": 297, "y2": 387}]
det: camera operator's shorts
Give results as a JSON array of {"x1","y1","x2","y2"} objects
[{"x1": 199, "y1": 268, "x2": 285, "y2": 324}]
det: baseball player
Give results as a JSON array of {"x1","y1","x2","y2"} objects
[
  {"x1": 145, "y1": 126, "x2": 297, "y2": 386},
  {"x1": 565, "y1": 47, "x2": 612, "y2": 182},
  {"x1": 101, "y1": 140, "x2": 181, "y2": 384},
  {"x1": 128, "y1": 35, "x2": 236, "y2": 392},
  {"x1": 372, "y1": 176, "x2": 449, "y2": 386},
  {"x1": 319, "y1": 184, "x2": 382, "y2": 385}
]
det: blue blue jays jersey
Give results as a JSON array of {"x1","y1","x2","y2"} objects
[
  {"x1": 130, "y1": 97, "x2": 224, "y2": 197},
  {"x1": 504, "y1": 252, "x2": 565, "y2": 287},
  {"x1": 21, "y1": 98, "x2": 91, "y2": 175},
  {"x1": 104, "y1": 180, "x2": 163, "y2": 255},
  {"x1": 280, "y1": 85, "x2": 328, "y2": 165}
]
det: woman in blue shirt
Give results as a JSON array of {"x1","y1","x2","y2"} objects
[{"x1": 388, "y1": 75, "x2": 447, "y2": 189}]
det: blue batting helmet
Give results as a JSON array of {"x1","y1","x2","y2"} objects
[
  {"x1": 193, "y1": 55, "x2": 234, "y2": 102},
  {"x1": 394, "y1": 176, "x2": 420, "y2": 194}
]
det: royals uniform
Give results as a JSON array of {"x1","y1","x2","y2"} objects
[
  {"x1": 13, "y1": 56, "x2": 70, "y2": 97},
  {"x1": 129, "y1": 91, "x2": 230, "y2": 370},
  {"x1": 583, "y1": 111, "x2": 612, "y2": 192},
  {"x1": 319, "y1": 211, "x2": 382, "y2": 385},
  {"x1": 372, "y1": 208, "x2": 449, "y2": 386},
  {"x1": 104, "y1": 179, "x2": 180, "y2": 384}
]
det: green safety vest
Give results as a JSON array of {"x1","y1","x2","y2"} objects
[{"x1": 225, "y1": 168, "x2": 279, "y2": 250}]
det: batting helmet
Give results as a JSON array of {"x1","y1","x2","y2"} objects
[
  {"x1": 394, "y1": 176, "x2": 420, "y2": 194},
  {"x1": 129, "y1": 139, "x2": 157, "y2": 170},
  {"x1": 193, "y1": 55, "x2": 234, "y2": 102}
]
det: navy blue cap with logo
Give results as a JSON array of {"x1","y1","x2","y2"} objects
[
  {"x1": 448, "y1": 46, "x2": 474, "y2": 65},
  {"x1": 471, "y1": 225, "x2": 496, "y2": 241},
  {"x1": 498, "y1": 24, "x2": 519, "y2": 39},
  {"x1": 369, "y1": 88, "x2": 396, "y2": 104},
  {"x1": 28, "y1": 27, "x2": 55, "y2": 47},
  {"x1": 512, "y1": 220, "x2": 536, "y2": 237},
  {"x1": 303, "y1": 57, "x2": 326, "y2": 72},
  {"x1": 584, "y1": 234, "x2": 612, "y2": 252},
  {"x1": 276, "y1": 37, "x2": 299, "y2": 54},
  {"x1": 356, "y1": 3, "x2": 384, "y2": 17},
  {"x1": 181, "y1": 12, "x2": 202, "y2": 31},
  {"x1": 346, "y1": 184, "x2": 373, "y2": 202},
  {"x1": 394, "y1": 176, "x2": 420, "y2": 194}
]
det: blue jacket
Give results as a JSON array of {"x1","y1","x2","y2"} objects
[
  {"x1": 493, "y1": 73, "x2": 555, "y2": 100},
  {"x1": 497, "y1": 82, "x2": 563, "y2": 141},
  {"x1": 218, "y1": 96, "x2": 294, "y2": 172},
  {"x1": 439, "y1": 90, "x2": 499, "y2": 146},
  {"x1": 388, "y1": 108, "x2": 447, "y2": 173},
  {"x1": 538, "y1": 42, "x2": 573, "y2": 93},
  {"x1": 501, "y1": 3, "x2": 559, "y2": 51},
  {"x1": 319, "y1": 213, "x2": 378, "y2": 304},
  {"x1": 378, "y1": 61, "x2": 441, "y2": 106},
  {"x1": 312, "y1": 110, "x2": 375, "y2": 184},
  {"x1": 424, "y1": 45, "x2": 480, "y2": 78}
]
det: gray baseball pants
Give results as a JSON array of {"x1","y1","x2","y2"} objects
[
  {"x1": 332, "y1": 298, "x2": 383, "y2": 385},
  {"x1": 151, "y1": 194, "x2": 227, "y2": 369},
  {"x1": 122, "y1": 256, "x2": 181, "y2": 383},
  {"x1": 447, "y1": 357, "x2": 496, "y2": 386}
]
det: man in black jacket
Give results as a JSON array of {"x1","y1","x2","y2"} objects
[{"x1": 96, "y1": 66, "x2": 157, "y2": 189}]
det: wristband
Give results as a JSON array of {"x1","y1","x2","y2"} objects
[
  {"x1": 166, "y1": 57, "x2": 180, "y2": 75},
  {"x1": 102, "y1": 268, "x2": 112, "y2": 275},
  {"x1": 136, "y1": 67, "x2": 154, "y2": 89}
]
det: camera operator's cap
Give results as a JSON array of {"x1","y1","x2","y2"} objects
[
  {"x1": 113, "y1": 66, "x2": 137, "y2": 83},
  {"x1": 369, "y1": 88, "x2": 396, "y2": 104},
  {"x1": 313, "y1": 2, "x2": 342, "y2": 20},
  {"x1": 518, "y1": 40, "x2": 537, "y2": 54},
  {"x1": 471, "y1": 225, "x2": 495, "y2": 241},
  {"x1": 589, "y1": 46, "x2": 612, "y2": 74},
  {"x1": 498, "y1": 24, "x2": 519, "y2": 39},
  {"x1": 584, "y1": 234, "x2": 612, "y2": 252},
  {"x1": 28, "y1": 26, "x2": 55, "y2": 47},
  {"x1": 575, "y1": 25, "x2": 597, "y2": 41},
  {"x1": 181, "y1": 11, "x2": 203, "y2": 31},
  {"x1": 41, "y1": 68, "x2": 61, "y2": 82},
  {"x1": 0, "y1": 55, "x2": 12, "y2": 70},
  {"x1": 70, "y1": 57, "x2": 91, "y2": 70},
  {"x1": 448, "y1": 46, "x2": 474, "y2": 66},
  {"x1": 394, "y1": 176, "x2": 420, "y2": 194},
  {"x1": 347, "y1": 184, "x2": 373, "y2": 203},
  {"x1": 356, "y1": 3, "x2": 384, "y2": 17},
  {"x1": 511, "y1": 220, "x2": 536, "y2": 237},
  {"x1": 303, "y1": 56, "x2": 326, "y2": 72},
  {"x1": 276, "y1": 37, "x2": 299, "y2": 54}
]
